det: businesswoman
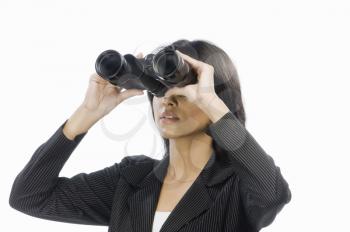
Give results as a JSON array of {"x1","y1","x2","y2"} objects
[{"x1": 9, "y1": 39, "x2": 292, "y2": 232}]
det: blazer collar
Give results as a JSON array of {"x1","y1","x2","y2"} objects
[{"x1": 126, "y1": 149, "x2": 235, "y2": 232}]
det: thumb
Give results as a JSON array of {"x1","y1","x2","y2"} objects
[{"x1": 118, "y1": 89, "x2": 144, "y2": 101}]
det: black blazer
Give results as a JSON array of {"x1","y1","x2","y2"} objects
[{"x1": 9, "y1": 111, "x2": 292, "y2": 232}]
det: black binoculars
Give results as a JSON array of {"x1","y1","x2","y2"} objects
[{"x1": 95, "y1": 45, "x2": 197, "y2": 97}]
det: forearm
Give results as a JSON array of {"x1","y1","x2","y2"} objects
[
  {"x1": 63, "y1": 105, "x2": 99, "y2": 140},
  {"x1": 9, "y1": 120, "x2": 87, "y2": 211},
  {"x1": 203, "y1": 99, "x2": 291, "y2": 203}
]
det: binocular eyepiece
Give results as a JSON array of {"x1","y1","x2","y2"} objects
[{"x1": 95, "y1": 45, "x2": 197, "y2": 97}]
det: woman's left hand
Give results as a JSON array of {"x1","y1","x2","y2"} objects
[{"x1": 163, "y1": 50, "x2": 219, "y2": 109}]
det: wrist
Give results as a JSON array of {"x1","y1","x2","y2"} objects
[
  {"x1": 63, "y1": 105, "x2": 99, "y2": 139},
  {"x1": 198, "y1": 96, "x2": 230, "y2": 123}
]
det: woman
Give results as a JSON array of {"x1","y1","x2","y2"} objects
[{"x1": 9, "y1": 39, "x2": 292, "y2": 232}]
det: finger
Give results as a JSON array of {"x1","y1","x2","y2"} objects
[
  {"x1": 135, "y1": 52, "x2": 144, "y2": 59},
  {"x1": 90, "y1": 73, "x2": 104, "y2": 81},
  {"x1": 106, "y1": 84, "x2": 122, "y2": 93},
  {"x1": 175, "y1": 50, "x2": 203, "y2": 71},
  {"x1": 90, "y1": 73, "x2": 109, "y2": 85}
]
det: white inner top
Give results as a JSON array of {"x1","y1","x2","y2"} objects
[{"x1": 152, "y1": 211, "x2": 172, "y2": 232}]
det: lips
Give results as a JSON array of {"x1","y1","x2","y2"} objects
[{"x1": 159, "y1": 111, "x2": 180, "y2": 120}]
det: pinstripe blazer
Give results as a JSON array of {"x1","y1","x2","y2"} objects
[{"x1": 9, "y1": 111, "x2": 292, "y2": 232}]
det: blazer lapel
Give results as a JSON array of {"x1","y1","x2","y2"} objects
[
  {"x1": 159, "y1": 173, "x2": 212, "y2": 232},
  {"x1": 127, "y1": 148, "x2": 236, "y2": 232},
  {"x1": 127, "y1": 157, "x2": 165, "y2": 232}
]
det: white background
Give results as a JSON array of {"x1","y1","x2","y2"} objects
[{"x1": 1, "y1": 0, "x2": 349, "y2": 231}]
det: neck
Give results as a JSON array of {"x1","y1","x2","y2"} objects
[{"x1": 166, "y1": 132, "x2": 213, "y2": 181}]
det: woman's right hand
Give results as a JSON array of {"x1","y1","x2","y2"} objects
[
  {"x1": 63, "y1": 53, "x2": 144, "y2": 140},
  {"x1": 81, "y1": 53, "x2": 144, "y2": 120}
]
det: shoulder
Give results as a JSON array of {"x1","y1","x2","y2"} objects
[
  {"x1": 117, "y1": 154, "x2": 158, "y2": 186},
  {"x1": 118, "y1": 154, "x2": 155, "y2": 167}
]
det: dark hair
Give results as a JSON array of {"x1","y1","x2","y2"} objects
[{"x1": 147, "y1": 39, "x2": 246, "y2": 159}]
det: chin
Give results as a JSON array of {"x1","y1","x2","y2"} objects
[
  {"x1": 159, "y1": 131, "x2": 182, "y2": 139},
  {"x1": 159, "y1": 128, "x2": 202, "y2": 139}
]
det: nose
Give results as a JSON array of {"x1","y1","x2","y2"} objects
[{"x1": 161, "y1": 96, "x2": 177, "y2": 106}]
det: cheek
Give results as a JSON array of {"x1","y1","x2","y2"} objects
[
  {"x1": 152, "y1": 99, "x2": 158, "y2": 115},
  {"x1": 182, "y1": 107, "x2": 210, "y2": 128}
]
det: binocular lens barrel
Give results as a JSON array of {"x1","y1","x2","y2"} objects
[
  {"x1": 153, "y1": 50, "x2": 179, "y2": 77},
  {"x1": 95, "y1": 50, "x2": 125, "y2": 80}
]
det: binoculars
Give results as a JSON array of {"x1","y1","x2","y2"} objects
[{"x1": 95, "y1": 45, "x2": 197, "y2": 97}]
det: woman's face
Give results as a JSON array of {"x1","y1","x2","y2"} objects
[{"x1": 152, "y1": 94, "x2": 211, "y2": 139}]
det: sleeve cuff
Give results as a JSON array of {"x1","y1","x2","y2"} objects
[
  {"x1": 38, "y1": 119, "x2": 89, "y2": 159},
  {"x1": 204, "y1": 111, "x2": 247, "y2": 151},
  {"x1": 58, "y1": 119, "x2": 88, "y2": 144}
]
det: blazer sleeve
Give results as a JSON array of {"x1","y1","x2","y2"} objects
[
  {"x1": 9, "y1": 119, "x2": 125, "y2": 226},
  {"x1": 205, "y1": 111, "x2": 292, "y2": 231}
]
